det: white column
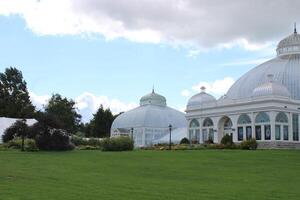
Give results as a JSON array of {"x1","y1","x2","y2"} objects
[
  {"x1": 288, "y1": 112, "x2": 293, "y2": 142},
  {"x1": 142, "y1": 128, "x2": 146, "y2": 147},
  {"x1": 251, "y1": 112, "x2": 255, "y2": 139},
  {"x1": 270, "y1": 111, "x2": 276, "y2": 141},
  {"x1": 199, "y1": 118, "x2": 203, "y2": 144}
]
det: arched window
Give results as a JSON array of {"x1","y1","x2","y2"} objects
[
  {"x1": 255, "y1": 112, "x2": 270, "y2": 123},
  {"x1": 189, "y1": 119, "x2": 200, "y2": 143},
  {"x1": 224, "y1": 117, "x2": 232, "y2": 128},
  {"x1": 189, "y1": 119, "x2": 200, "y2": 128},
  {"x1": 275, "y1": 112, "x2": 289, "y2": 141},
  {"x1": 202, "y1": 118, "x2": 214, "y2": 143},
  {"x1": 255, "y1": 112, "x2": 271, "y2": 141},
  {"x1": 203, "y1": 118, "x2": 213, "y2": 127},
  {"x1": 275, "y1": 112, "x2": 288, "y2": 123},
  {"x1": 238, "y1": 114, "x2": 251, "y2": 124},
  {"x1": 237, "y1": 114, "x2": 252, "y2": 141}
]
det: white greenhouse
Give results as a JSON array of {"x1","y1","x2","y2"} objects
[{"x1": 111, "y1": 89, "x2": 187, "y2": 147}]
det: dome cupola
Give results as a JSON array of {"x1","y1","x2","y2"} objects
[
  {"x1": 187, "y1": 86, "x2": 217, "y2": 109},
  {"x1": 252, "y1": 74, "x2": 291, "y2": 98},
  {"x1": 276, "y1": 24, "x2": 300, "y2": 56},
  {"x1": 140, "y1": 88, "x2": 167, "y2": 106}
]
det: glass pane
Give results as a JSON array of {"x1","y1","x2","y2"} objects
[
  {"x1": 202, "y1": 129, "x2": 208, "y2": 142},
  {"x1": 275, "y1": 125, "x2": 281, "y2": 140},
  {"x1": 264, "y1": 125, "x2": 271, "y2": 140},
  {"x1": 246, "y1": 126, "x2": 252, "y2": 140},
  {"x1": 255, "y1": 112, "x2": 270, "y2": 123},
  {"x1": 203, "y1": 118, "x2": 213, "y2": 127},
  {"x1": 283, "y1": 125, "x2": 289, "y2": 140},
  {"x1": 255, "y1": 126, "x2": 261, "y2": 140},
  {"x1": 293, "y1": 114, "x2": 299, "y2": 141},
  {"x1": 238, "y1": 127, "x2": 243, "y2": 141},
  {"x1": 195, "y1": 129, "x2": 200, "y2": 143},
  {"x1": 190, "y1": 119, "x2": 200, "y2": 128},
  {"x1": 208, "y1": 128, "x2": 214, "y2": 141},
  {"x1": 275, "y1": 112, "x2": 288, "y2": 123},
  {"x1": 238, "y1": 114, "x2": 251, "y2": 124}
]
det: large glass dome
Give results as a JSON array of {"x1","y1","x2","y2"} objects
[
  {"x1": 111, "y1": 90, "x2": 187, "y2": 146},
  {"x1": 226, "y1": 28, "x2": 300, "y2": 101}
]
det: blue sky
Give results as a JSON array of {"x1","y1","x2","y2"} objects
[{"x1": 0, "y1": 0, "x2": 297, "y2": 122}]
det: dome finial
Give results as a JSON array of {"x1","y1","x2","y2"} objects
[
  {"x1": 152, "y1": 85, "x2": 155, "y2": 93},
  {"x1": 200, "y1": 86, "x2": 206, "y2": 92},
  {"x1": 294, "y1": 22, "x2": 297, "y2": 34}
]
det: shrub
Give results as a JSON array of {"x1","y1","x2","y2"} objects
[
  {"x1": 6, "y1": 138, "x2": 38, "y2": 151},
  {"x1": 221, "y1": 134, "x2": 233, "y2": 146},
  {"x1": 180, "y1": 137, "x2": 190, "y2": 144},
  {"x1": 77, "y1": 145, "x2": 100, "y2": 150},
  {"x1": 2, "y1": 120, "x2": 29, "y2": 143},
  {"x1": 100, "y1": 136, "x2": 134, "y2": 151},
  {"x1": 24, "y1": 139, "x2": 39, "y2": 151},
  {"x1": 7, "y1": 138, "x2": 23, "y2": 149},
  {"x1": 205, "y1": 139, "x2": 214, "y2": 144},
  {"x1": 36, "y1": 129, "x2": 74, "y2": 151},
  {"x1": 240, "y1": 139, "x2": 257, "y2": 150}
]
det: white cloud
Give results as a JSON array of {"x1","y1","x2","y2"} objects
[
  {"x1": 0, "y1": 0, "x2": 299, "y2": 50},
  {"x1": 181, "y1": 89, "x2": 191, "y2": 97},
  {"x1": 190, "y1": 77, "x2": 235, "y2": 98},
  {"x1": 29, "y1": 91, "x2": 138, "y2": 122},
  {"x1": 75, "y1": 92, "x2": 138, "y2": 122},
  {"x1": 29, "y1": 91, "x2": 50, "y2": 110}
]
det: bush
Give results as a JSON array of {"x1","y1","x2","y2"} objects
[
  {"x1": 204, "y1": 139, "x2": 214, "y2": 144},
  {"x1": 100, "y1": 136, "x2": 134, "y2": 151},
  {"x1": 2, "y1": 120, "x2": 29, "y2": 143},
  {"x1": 221, "y1": 134, "x2": 233, "y2": 146},
  {"x1": 77, "y1": 145, "x2": 100, "y2": 150},
  {"x1": 24, "y1": 139, "x2": 39, "y2": 151},
  {"x1": 71, "y1": 136, "x2": 101, "y2": 147},
  {"x1": 180, "y1": 137, "x2": 190, "y2": 144},
  {"x1": 6, "y1": 138, "x2": 38, "y2": 151},
  {"x1": 240, "y1": 139, "x2": 257, "y2": 150},
  {"x1": 36, "y1": 129, "x2": 74, "y2": 151}
]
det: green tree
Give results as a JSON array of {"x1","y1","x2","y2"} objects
[
  {"x1": 45, "y1": 94, "x2": 81, "y2": 133},
  {"x1": 0, "y1": 67, "x2": 35, "y2": 118},
  {"x1": 87, "y1": 105, "x2": 114, "y2": 138}
]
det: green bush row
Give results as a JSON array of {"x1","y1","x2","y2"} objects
[
  {"x1": 101, "y1": 137, "x2": 134, "y2": 151},
  {"x1": 2, "y1": 138, "x2": 38, "y2": 151}
]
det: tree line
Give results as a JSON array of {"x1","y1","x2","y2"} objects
[{"x1": 0, "y1": 67, "x2": 119, "y2": 138}]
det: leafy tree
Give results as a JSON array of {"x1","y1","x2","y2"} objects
[
  {"x1": 87, "y1": 105, "x2": 114, "y2": 138},
  {"x1": 2, "y1": 120, "x2": 29, "y2": 143},
  {"x1": 0, "y1": 67, "x2": 35, "y2": 118},
  {"x1": 44, "y1": 94, "x2": 81, "y2": 133}
]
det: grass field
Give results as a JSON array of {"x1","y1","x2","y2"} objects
[{"x1": 0, "y1": 150, "x2": 300, "y2": 200}]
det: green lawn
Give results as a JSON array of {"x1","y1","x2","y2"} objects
[{"x1": 0, "y1": 150, "x2": 300, "y2": 200}]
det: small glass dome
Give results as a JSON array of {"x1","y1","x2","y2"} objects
[
  {"x1": 252, "y1": 74, "x2": 291, "y2": 98},
  {"x1": 187, "y1": 86, "x2": 216, "y2": 109},
  {"x1": 277, "y1": 25, "x2": 300, "y2": 56},
  {"x1": 140, "y1": 89, "x2": 167, "y2": 106}
]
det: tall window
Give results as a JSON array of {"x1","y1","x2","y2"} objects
[
  {"x1": 237, "y1": 114, "x2": 252, "y2": 141},
  {"x1": 255, "y1": 112, "x2": 270, "y2": 140},
  {"x1": 293, "y1": 114, "x2": 299, "y2": 141},
  {"x1": 189, "y1": 119, "x2": 200, "y2": 143},
  {"x1": 275, "y1": 112, "x2": 288, "y2": 141},
  {"x1": 202, "y1": 118, "x2": 214, "y2": 142}
]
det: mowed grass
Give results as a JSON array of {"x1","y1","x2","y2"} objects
[{"x1": 0, "y1": 150, "x2": 300, "y2": 200}]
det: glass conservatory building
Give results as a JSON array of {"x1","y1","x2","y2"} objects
[
  {"x1": 111, "y1": 89, "x2": 187, "y2": 147},
  {"x1": 186, "y1": 28, "x2": 300, "y2": 148}
]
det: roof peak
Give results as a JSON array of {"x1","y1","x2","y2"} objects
[{"x1": 294, "y1": 22, "x2": 297, "y2": 34}]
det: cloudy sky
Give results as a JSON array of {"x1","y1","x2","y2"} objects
[{"x1": 0, "y1": 0, "x2": 299, "y2": 122}]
